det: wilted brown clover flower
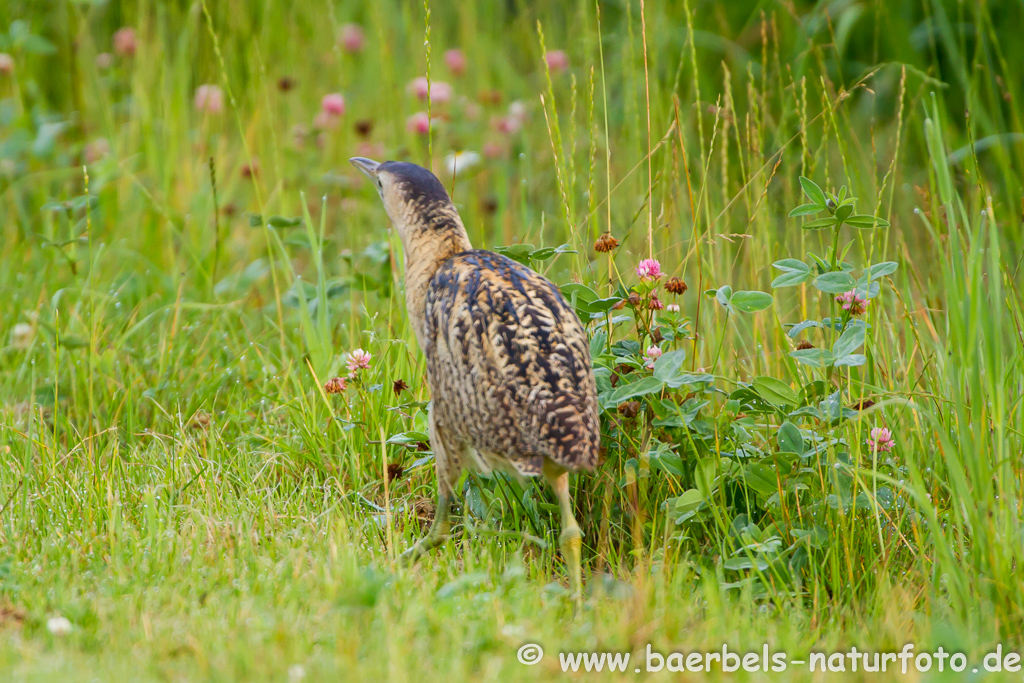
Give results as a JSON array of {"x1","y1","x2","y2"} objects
[
  {"x1": 355, "y1": 119, "x2": 374, "y2": 137},
  {"x1": 648, "y1": 294, "x2": 665, "y2": 310},
  {"x1": 241, "y1": 159, "x2": 259, "y2": 179},
  {"x1": 594, "y1": 234, "x2": 619, "y2": 253},
  {"x1": 386, "y1": 462, "x2": 405, "y2": 482},
  {"x1": 617, "y1": 400, "x2": 640, "y2": 419},
  {"x1": 188, "y1": 411, "x2": 211, "y2": 430},
  {"x1": 393, "y1": 379, "x2": 409, "y2": 396},
  {"x1": 666, "y1": 277, "x2": 688, "y2": 295},
  {"x1": 324, "y1": 377, "x2": 347, "y2": 394}
]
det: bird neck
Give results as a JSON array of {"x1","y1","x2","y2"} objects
[{"x1": 398, "y1": 214, "x2": 473, "y2": 349}]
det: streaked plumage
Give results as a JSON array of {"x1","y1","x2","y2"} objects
[
  {"x1": 427, "y1": 249, "x2": 600, "y2": 477},
  {"x1": 350, "y1": 157, "x2": 598, "y2": 597}
]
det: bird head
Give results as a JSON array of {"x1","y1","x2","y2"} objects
[{"x1": 349, "y1": 157, "x2": 469, "y2": 252}]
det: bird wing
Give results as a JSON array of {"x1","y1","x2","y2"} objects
[{"x1": 425, "y1": 250, "x2": 600, "y2": 472}]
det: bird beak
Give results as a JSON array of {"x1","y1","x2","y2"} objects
[{"x1": 349, "y1": 156, "x2": 381, "y2": 180}]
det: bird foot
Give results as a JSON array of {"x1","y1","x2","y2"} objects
[
  {"x1": 399, "y1": 524, "x2": 449, "y2": 566},
  {"x1": 399, "y1": 542, "x2": 428, "y2": 566}
]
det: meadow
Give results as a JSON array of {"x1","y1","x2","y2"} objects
[{"x1": 1, "y1": 0, "x2": 1023, "y2": 680}]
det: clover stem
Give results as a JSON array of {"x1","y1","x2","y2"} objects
[
  {"x1": 826, "y1": 223, "x2": 844, "y2": 384},
  {"x1": 829, "y1": 223, "x2": 843, "y2": 271},
  {"x1": 711, "y1": 312, "x2": 729, "y2": 374}
]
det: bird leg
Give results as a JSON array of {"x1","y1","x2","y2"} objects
[
  {"x1": 400, "y1": 490, "x2": 451, "y2": 565},
  {"x1": 402, "y1": 410, "x2": 460, "y2": 565},
  {"x1": 545, "y1": 464, "x2": 583, "y2": 601}
]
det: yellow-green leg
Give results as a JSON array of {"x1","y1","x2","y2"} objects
[
  {"x1": 545, "y1": 464, "x2": 583, "y2": 601},
  {"x1": 402, "y1": 408, "x2": 459, "y2": 565},
  {"x1": 400, "y1": 491, "x2": 451, "y2": 565}
]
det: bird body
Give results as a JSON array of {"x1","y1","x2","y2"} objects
[
  {"x1": 350, "y1": 157, "x2": 599, "y2": 597},
  {"x1": 426, "y1": 249, "x2": 600, "y2": 479}
]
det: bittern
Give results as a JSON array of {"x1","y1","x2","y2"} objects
[{"x1": 350, "y1": 157, "x2": 600, "y2": 597}]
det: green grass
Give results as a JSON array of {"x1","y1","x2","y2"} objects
[{"x1": 1, "y1": 0, "x2": 1023, "y2": 680}]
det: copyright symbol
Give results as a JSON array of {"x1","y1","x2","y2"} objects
[{"x1": 517, "y1": 643, "x2": 544, "y2": 665}]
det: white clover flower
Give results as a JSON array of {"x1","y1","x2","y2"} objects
[
  {"x1": 346, "y1": 348, "x2": 372, "y2": 373},
  {"x1": 445, "y1": 150, "x2": 481, "y2": 175},
  {"x1": 11, "y1": 323, "x2": 33, "y2": 350},
  {"x1": 47, "y1": 616, "x2": 73, "y2": 636}
]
